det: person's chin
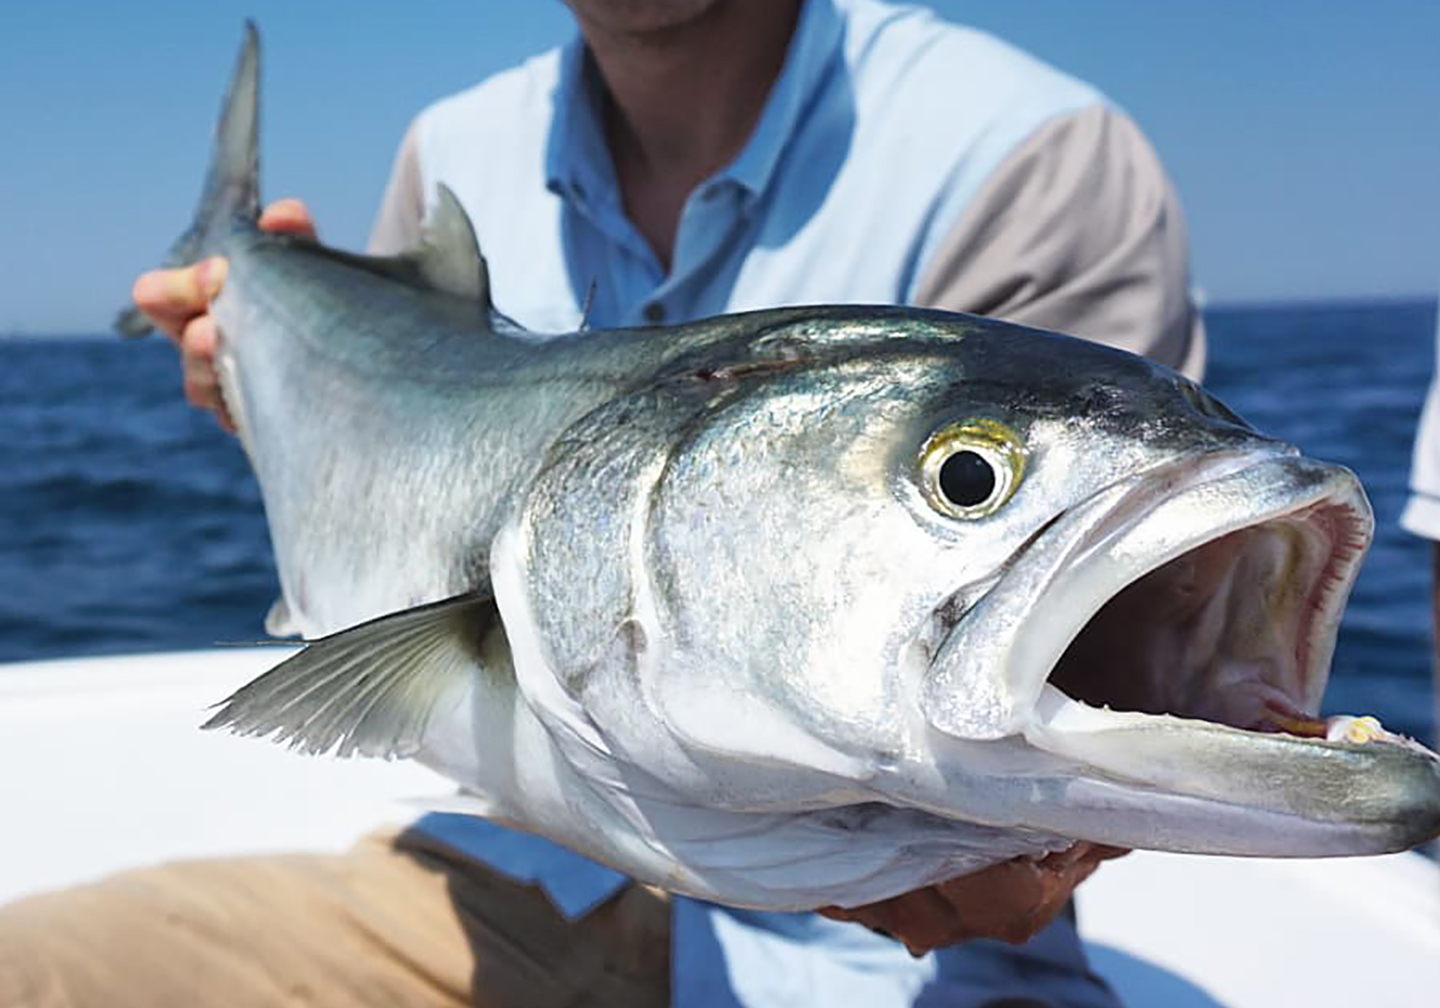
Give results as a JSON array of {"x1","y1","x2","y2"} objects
[{"x1": 562, "y1": 0, "x2": 729, "y2": 36}]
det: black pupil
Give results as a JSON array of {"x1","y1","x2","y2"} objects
[{"x1": 938, "y1": 450, "x2": 996, "y2": 508}]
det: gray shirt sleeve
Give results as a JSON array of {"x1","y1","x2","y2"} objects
[
  {"x1": 367, "y1": 121, "x2": 426, "y2": 256},
  {"x1": 913, "y1": 104, "x2": 1206, "y2": 381}
]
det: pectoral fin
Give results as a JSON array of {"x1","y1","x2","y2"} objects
[{"x1": 204, "y1": 592, "x2": 503, "y2": 759}]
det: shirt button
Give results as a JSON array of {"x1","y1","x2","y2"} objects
[{"x1": 643, "y1": 301, "x2": 666, "y2": 324}]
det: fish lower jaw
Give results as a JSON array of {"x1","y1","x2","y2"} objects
[
  {"x1": 1010, "y1": 684, "x2": 1440, "y2": 855},
  {"x1": 1028, "y1": 681, "x2": 1423, "y2": 752}
]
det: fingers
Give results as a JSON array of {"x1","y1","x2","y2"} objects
[
  {"x1": 259, "y1": 197, "x2": 316, "y2": 238},
  {"x1": 932, "y1": 859, "x2": 1060, "y2": 946},
  {"x1": 821, "y1": 879, "x2": 1010, "y2": 955},
  {"x1": 131, "y1": 256, "x2": 234, "y2": 431},
  {"x1": 132, "y1": 257, "x2": 228, "y2": 342},
  {"x1": 179, "y1": 314, "x2": 236, "y2": 432},
  {"x1": 130, "y1": 196, "x2": 312, "y2": 432},
  {"x1": 1036, "y1": 842, "x2": 1130, "y2": 876},
  {"x1": 873, "y1": 889, "x2": 960, "y2": 957},
  {"x1": 823, "y1": 842, "x2": 1130, "y2": 956},
  {"x1": 131, "y1": 197, "x2": 310, "y2": 343},
  {"x1": 942, "y1": 846, "x2": 1111, "y2": 946},
  {"x1": 130, "y1": 195, "x2": 312, "y2": 341}
]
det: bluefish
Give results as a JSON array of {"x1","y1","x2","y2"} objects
[{"x1": 121, "y1": 25, "x2": 1440, "y2": 910}]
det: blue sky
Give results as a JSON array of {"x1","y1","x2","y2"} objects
[{"x1": 1, "y1": 0, "x2": 1437, "y2": 333}]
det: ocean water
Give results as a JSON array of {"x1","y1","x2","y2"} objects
[{"x1": 2, "y1": 299, "x2": 1438, "y2": 746}]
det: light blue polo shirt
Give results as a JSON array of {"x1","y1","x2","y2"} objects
[
  {"x1": 410, "y1": 0, "x2": 1104, "y2": 333},
  {"x1": 407, "y1": 0, "x2": 1120, "y2": 1004}
]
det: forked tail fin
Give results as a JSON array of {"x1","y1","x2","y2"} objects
[{"x1": 116, "y1": 21, "x2": 262, "y2": 336}]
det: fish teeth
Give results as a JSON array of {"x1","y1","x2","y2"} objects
[{"x1": 1320, "y1": 714, "x2": 1434, "y2": 755}]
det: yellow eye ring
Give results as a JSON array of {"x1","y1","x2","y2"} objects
[{"x1": 918, "y1": 419, "x2": 1026, "y2": 520}]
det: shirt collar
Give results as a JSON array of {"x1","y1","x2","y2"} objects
[
  {"x1": 545, "y1": 39, "x2": 616, "y2": 211},
  {"x1": 724, "y1": 0, "x2": 844, "y2": 198},
  {"x1": 545, "y1": 0, "x2": 845, "y2": 206}
]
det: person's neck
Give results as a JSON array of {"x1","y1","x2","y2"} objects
[{"x1": 577, "y1": 0, "x2": 803, "y2": 269}]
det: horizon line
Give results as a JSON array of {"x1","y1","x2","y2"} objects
[{"x1": 7, "y1": 292, "x2": 1436, "y2": 341}]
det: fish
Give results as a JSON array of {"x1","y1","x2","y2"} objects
[{"x1": 121, "y1": 24, "x2": 1440, "y2": 911}]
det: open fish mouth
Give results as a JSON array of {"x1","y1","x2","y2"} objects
[
  {"x1": 919, "y1": 448, "x2": 1440, "y2": 853},
  {"x1": 923, "y1": 447, "x2": 1375, "y2": 742},
  {"x1": 1041, "y1": 461, "x2": 1371, "y2": 743}
]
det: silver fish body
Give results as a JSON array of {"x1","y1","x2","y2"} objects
[{"x1": 127, "y1": 26, "x2": 1440, "y2": 910}]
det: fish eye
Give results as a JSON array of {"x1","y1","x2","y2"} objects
[
  {"x1": 938, "y1": 450, "x2": 995, "y2": 507},
  {"x1": 919, "y1": 419, "x2": 1025, "y2": 519}
]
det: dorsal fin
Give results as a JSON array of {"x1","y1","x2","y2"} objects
[
  {"x1": 578, "y1": 278, "x2": 598, "y2": 331},
  {"x1": 410, "y1": 184, "x2": 491, "y2": 306}
]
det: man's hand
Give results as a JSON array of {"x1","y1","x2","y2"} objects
[
  {"x1": 131, "y1": 198, "x2": 316, "y2": 431},
  {"x1": 817, "y1": 843, "x2": 1129, "y2": 955}
]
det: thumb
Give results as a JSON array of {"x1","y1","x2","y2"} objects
[{"x1": 258, "y1": 197, "x2": 317, "y2": 239}]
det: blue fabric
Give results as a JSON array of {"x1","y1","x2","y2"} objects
[
  {"x1": 674, "y1": 901, "x2": 1119, "y2": 1008},
  {"x1": 541, "y1": 0, "x2": 849, "y2": 332},
  {"x1": 413, "y1": 814, "x2": 627, "y2": 920},
  {"x1": 410, "y1": 0, "x2": 1099, "y2": 334},
  {"x1": 407, "y1": 0, "x2": 1119, "y2": 1004}
]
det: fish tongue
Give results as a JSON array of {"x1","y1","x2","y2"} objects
[{"x1": 1257, "y1": 697, "x2": 1328, "y2": 737}]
